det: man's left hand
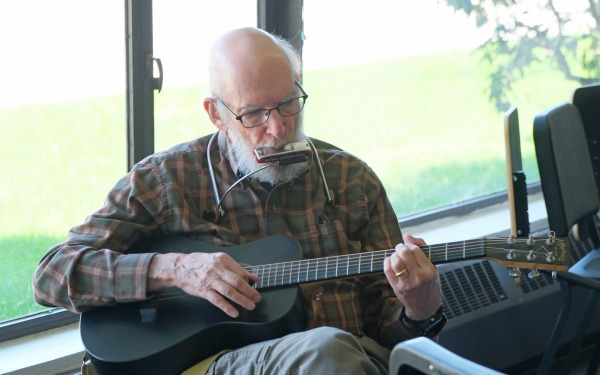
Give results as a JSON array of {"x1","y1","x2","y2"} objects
[{"x1": 383, "y1": 234, "x2": 442, "y2": 321}]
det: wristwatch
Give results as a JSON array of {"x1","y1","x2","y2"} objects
[{"x1": 400, "y1": 306, "x2": 447, "y2": 338}]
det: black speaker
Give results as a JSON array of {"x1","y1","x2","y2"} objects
[{"x1": 437, "y1": 236, "x2": 600, "y2": 372}]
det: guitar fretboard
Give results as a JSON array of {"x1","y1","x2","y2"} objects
[
  {"x1": 249, "y1": 239, "x2": 487, "y2": 289},
  {"x1": 151, "y1": 235, "x2": 568, "y2": 305}
]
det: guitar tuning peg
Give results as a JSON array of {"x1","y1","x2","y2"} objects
[
  {"x1": 508, "y1": 267, "x2": 521, "y2": 278},
  {"x1": 527, "y1": 235, "x2": 535, "y2": 245},
  {"x1": 546, "y1": 231, "x2": 556, "y2": 245},
  {"x1": 507, "y1": 235, "x2": 516, "y2": 245},
  {"x1": 528, "y1": 269, "x2": 541, "y2": 279}
]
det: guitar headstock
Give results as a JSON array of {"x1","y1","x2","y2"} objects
[{"x1": 484, "y1": 232, "x2": 570, "y2": 277}]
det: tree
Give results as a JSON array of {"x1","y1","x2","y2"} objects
[{"x1": 441, "y1": 0, "x2": 600, "y2": 111}]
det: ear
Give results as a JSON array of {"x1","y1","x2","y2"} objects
[{"x1": 203, "y1": 97, "x2": 227, "y2": 132}]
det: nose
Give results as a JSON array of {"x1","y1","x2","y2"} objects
[{"x1": 265, "y1": 109, "x2": 286, "y2": 139}]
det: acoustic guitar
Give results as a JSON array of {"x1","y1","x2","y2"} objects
[{"x1": 80, "y1": 233, "x2": 569, "y2": 374}]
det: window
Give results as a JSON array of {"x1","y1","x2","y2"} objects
[
  {"x1": 152, "y1": 0, "x2": 257, "y2": 151},
  {"x1": 302, "y1": 0, "x2": 577, "y2": 217},
  {"x1": 0, "y1": 0, "x2": 126, "y2": 323},
  {"x1": 0, "y1": 0, "x2": 257, "y2": 327}
]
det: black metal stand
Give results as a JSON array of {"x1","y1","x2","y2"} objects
[{"x1": 536, "y1": 254, "x2": 600, "y2": 375}]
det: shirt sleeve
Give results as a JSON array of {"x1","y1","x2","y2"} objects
[{"x1": 32, "y1": 163, "x2": 166, "y2": 313}]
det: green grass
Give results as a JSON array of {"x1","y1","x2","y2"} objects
[
  {"x1": 0, "y1": 235, "x2": 62, "y2": 317},
  {"x1": 302, "y1": 50, "x2": 574, "y2": 212},
  {"x1": 1, "y1": 95, "x2": 129, "y2": 319},
  {"x1": 0, "y1": 49, "x2": 578, "y2": 321}
]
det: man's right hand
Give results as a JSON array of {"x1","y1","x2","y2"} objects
[{"x1": 147, "y1": 252, "x2": 261, "y2": 318}]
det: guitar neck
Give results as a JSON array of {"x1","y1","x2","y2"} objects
[{"x1": 250, "y1": 239, "x2": 487, "y2": 289}]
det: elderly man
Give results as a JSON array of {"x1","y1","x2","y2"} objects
[{"x1": 33, "y1": 27, "x2": 444, "y2": 374}]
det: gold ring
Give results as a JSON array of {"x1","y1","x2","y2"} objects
[{"x1": 395, "y1": 268, "x2": 408, "y2": 277}]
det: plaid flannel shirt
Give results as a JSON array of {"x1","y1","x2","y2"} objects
[{"x1": 34, "y1": 131, "x2": 424, "y2": 349}]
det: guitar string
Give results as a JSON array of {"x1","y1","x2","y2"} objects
[
  {"x1": 155, "y1": 238, "x2": 562, "y2": 301},
  {"x1": 152, "y1": 237, "x2": 563, "y2": 303},
  {"x1": 253, "y1": 237, "x2": 561, "y2": 286},
  {"x1": 252, "y1": 242, "x2": 533, "y2": 288}
]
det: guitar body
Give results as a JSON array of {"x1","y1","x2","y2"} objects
[{"x1": 80, "y1": 235, "x2": 308, "y2": 375}]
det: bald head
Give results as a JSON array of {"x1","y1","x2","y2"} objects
[
  {"x1": 208, "y1": 27, "x2": 300, "y2": 99},
  {"x1": 203, "y1": 28, "x2": 307, "y2": 184}
]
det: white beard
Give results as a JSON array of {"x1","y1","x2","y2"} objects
[{"x1": 226, "y1": 115, "x2": 310, "y2": 185}]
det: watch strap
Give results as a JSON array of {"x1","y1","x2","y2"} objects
[{"x1": 400, "y1": 306, "x2": 447, "y2": 338}]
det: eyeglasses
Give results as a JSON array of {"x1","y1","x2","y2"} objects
[{"x1": 214, "y1": 81, "x2": 308, "y2": 128}]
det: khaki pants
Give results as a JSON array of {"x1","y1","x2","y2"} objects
[{"x1": 202, "y1": 327, "x2": 390, "y2": 375}]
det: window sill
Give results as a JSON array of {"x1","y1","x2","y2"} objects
[
  {"x1": 0, "y1": 323, "x2": 83, "y2": 374},
  {"x1": 403, "y1": 190, "x2": 547, "y2": 243}
]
